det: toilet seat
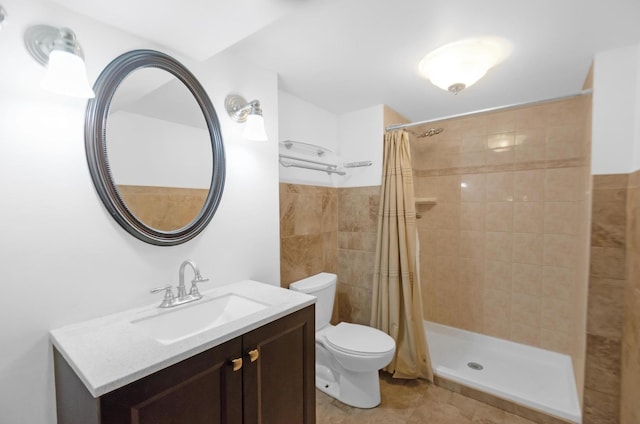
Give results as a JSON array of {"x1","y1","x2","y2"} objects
[{"x1": 325, "y1": 323, "x2": 395, "y2": 356}]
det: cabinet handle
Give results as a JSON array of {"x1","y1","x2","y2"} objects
[
  {"x1": 230, "y1": 357, "x2": 243, "y2": 372},
  {"x1": 248, "y1": 349, "x2": 259, "y2": 363}
]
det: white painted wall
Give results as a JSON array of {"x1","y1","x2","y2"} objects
[
  {"x1": 0, "y1": 1, "x2": 280, "y2": 423},
  {"x1": 592, "y1": 42, "x2": 640, "y2": 174},
  {"x1": 278, "y1": 90, "x2": 340, "y2": 187},
  {"x1": 278, "y1": 92, "x2": 384, "y2": 188},
  {"x1": 337, "y1": 105, "x2": 384, "y2": 187}
]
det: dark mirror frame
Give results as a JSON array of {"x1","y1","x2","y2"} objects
[{"x1": 85, "y1": 49, "x2": 225, "y2": 246}]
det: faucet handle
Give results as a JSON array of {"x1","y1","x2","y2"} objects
[
  {"x1": 189, "y1": 277, "x2": 209, "y2": 297},
  {"x1": 150, "y1": 285, "x2": 175, "y2": 308},
  {"x1": 150, "y1": 284, "x2": 173, "y2": 294}
]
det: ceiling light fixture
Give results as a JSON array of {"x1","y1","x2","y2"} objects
[
  {"x1": 225, "y1": 94, "x2": 268, "y2": 141},
  {"x1": 418, "y1": 37, "x2": 512, "y2": 95},
  {"x1": 24, "y1": 25, "x2": 95, "y2": 98}
]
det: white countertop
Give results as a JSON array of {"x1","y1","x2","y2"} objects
[{"x1": 50, "y1": 280, "x2": 316, "y2": 398}]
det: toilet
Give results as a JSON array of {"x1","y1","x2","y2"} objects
[{"x1": 289, "y1": 272, "x2": 395, "y2": 408}]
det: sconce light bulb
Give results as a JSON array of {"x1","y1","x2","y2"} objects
[
  {"x1": 24, "y1": 24, "x2": 95, "y2": 98},
  {"x1": 42, "y1": 50, "x2": 95, "y2": 98},
  {"x1": 243, "y1": 114, "x2": 268, "y2": 141}
]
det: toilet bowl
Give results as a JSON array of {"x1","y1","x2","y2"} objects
[{"x1": 289, "y1": 272, "x2": 395, "y2": 408}]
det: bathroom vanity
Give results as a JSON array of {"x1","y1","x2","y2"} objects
[{"x1": 51, "y1": 280, "x2": 316, "y2": 424}]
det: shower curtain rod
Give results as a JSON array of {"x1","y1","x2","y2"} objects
[{"x1": 385, "y1": 89, "x2": 593, "y2": 132}]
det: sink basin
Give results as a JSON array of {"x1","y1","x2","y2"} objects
[{"x1": 132, "y1": 294, "x2": 268, "y2": 344}]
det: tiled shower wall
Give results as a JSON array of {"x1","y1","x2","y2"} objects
[
  {"x1": 621, "y1": 170, "x2": 640, "y2": 424},
  {"x1": 411, "y1": 96, "x2": 592, "y2": 383}
]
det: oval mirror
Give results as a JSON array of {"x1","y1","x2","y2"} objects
[{"x1": 85, "y1": 50, "x2": 225, "y2": 246}]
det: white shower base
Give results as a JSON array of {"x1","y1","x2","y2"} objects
[{"x1": 425, "y1": 321, "x2": 581, "y2": 423}]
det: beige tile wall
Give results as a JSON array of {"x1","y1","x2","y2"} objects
[
  {"x1": 620, "y1": 170, "x2": 640, "y2": 424},
  {"x1": 584, "y1": 170, "x2": 640, "y2": 424},
  {"x1": 278, "y1": 183, "x2": 380, "y2": 325},
  {"x1": 412, "y1": 96, "x2": 592, "y2": 375},
  {"x1": 584, "y1": 174, "x2": 627, "y2": 424},
  {"x1": 279, "y1": 183, "x2": 338, "y2": 287},
  {"x1": 336, "y1": 186, "x2": 379, "y2": 324}
]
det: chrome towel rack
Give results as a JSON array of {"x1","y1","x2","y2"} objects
[
  {"x1": 278, "y1": 140, "x2": 372, "y2": 176},
  {"x1": 343, "y1": 161, "x2": 373, "y2": 168},
  {"x1": 279, "y1": 154, "x2": 346, "y2": 175}
]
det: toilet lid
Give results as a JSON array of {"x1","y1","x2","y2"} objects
[{"x1": 326, "y1": 323, "x2": 395, "y2": 355}]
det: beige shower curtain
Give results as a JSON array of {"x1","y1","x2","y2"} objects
[{"x1": 371, "y1": 129, "x2": 433, "y2": 381}]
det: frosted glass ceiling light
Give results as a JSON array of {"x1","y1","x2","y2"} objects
[
  {"x1": 418, "y1": 37, "x2": 511, "y2": 94},
  {"x1": 225, "y1": 94, "x2": 268, "y2": 141},
  {"x1": 24, "y1": 25, "x2": 95, "y2": 98}
]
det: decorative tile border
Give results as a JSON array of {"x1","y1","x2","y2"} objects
[{"x1": 414, "y1": 158, "x2": 587, "y2": 177}]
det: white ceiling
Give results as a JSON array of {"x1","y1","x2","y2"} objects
[
  {"x1": 52, "y1": 0, "x2": 640, "y2": 123},
  {"x1": 49, "y1": 0, "x2": 308, "y2": 61}
]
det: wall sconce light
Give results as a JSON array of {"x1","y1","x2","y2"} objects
[
  {"x1": 225, "y1": 94, "x2": 268, "y2": 141},
  {"x1": 418, "y1": 37, "x2": 511, "y2": 94},
  {"x1": 0, "y1": 6, "x2": 7, "y2": 31},
  {"x1": 24, "y1": 25, "x2": 95, "y2": 98}
]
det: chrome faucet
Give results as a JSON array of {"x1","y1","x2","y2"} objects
[
  {"x1": 178, "y1": 259, "x2": 209, "y2": 299},
  {"x1": 151, "y1": 259, "x2": 210, "y2": 308}
]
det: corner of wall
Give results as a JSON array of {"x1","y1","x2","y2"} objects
[
  {"x1": 383, "y1": 105, "x2": 410, "y2": 128},
  {"x1": 582, "y1": 62, "x2": 593, "y2": 91}
]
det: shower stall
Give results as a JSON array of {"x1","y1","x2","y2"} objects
[{"x1": 392, "y1": 92, "x2": 592, "y2": 423}]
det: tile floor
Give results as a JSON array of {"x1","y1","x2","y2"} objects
[{"x1": 316, "y1": 373, "x2": 537, "y2": 424}]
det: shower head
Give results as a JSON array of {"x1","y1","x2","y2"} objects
[{"x1": 416, "y1": 128, "x2": 444, "y2": 138}]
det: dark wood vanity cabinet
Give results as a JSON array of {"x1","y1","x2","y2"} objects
[{"x1": 54, "y1": 306, "x2": 315, "y2": 424}]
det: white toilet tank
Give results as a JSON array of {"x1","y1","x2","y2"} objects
[{"x1": 289, "y1": 272, "x2": 336, "y2": 331}]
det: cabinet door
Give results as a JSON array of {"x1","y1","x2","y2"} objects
[
  {"x1": 242, "y1": 306, "x2": 315, "y2": 424},
  {"x1": 100, "y1": 337, "x2": 243, "y2": 424}
]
